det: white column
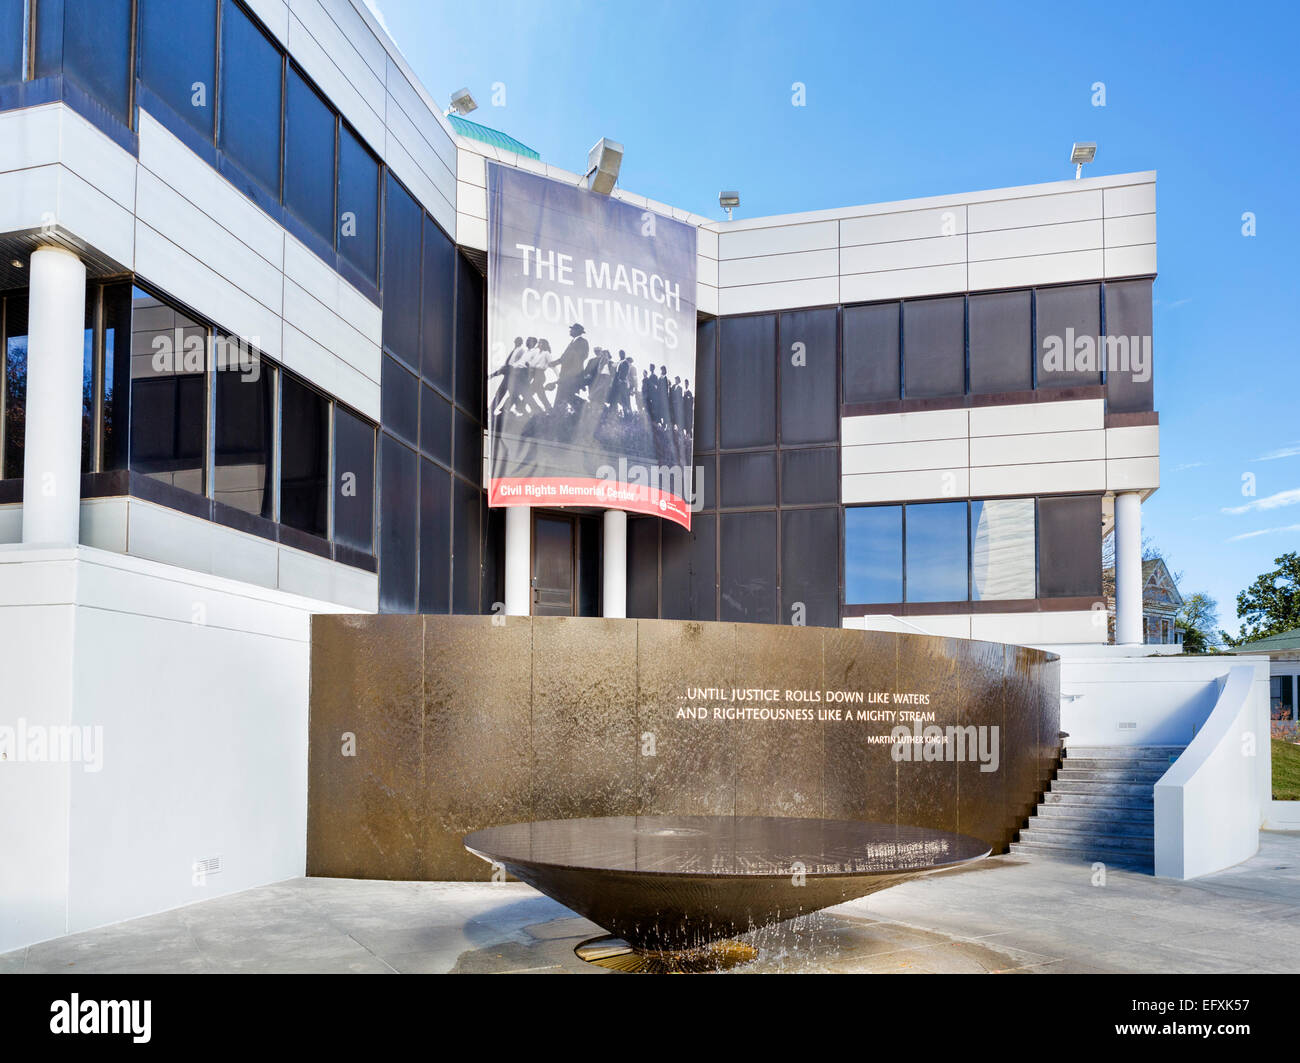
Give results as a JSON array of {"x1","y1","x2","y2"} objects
[
  {"x1": 22, "y1": 247, "x2": 87, "y2": 546},
  {"x1": 504, "y1": 505, "x2": 531, "y2": 616},
  {"x1": 1114, "y1": 491, "x2": 1143, "y2": 645},
  {"x1": 602, "y1": 508, "x2": 627, "y2": 618}
]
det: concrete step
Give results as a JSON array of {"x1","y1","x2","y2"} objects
[
  {"x1": 1050, "y1": 779, "x2": 1154, "y2": 797},
  {"x1": 1065, "y1": 745, "x2": 1184, "y2": 761},
  {"x1": 1009, "y1": 839, "x2": 1154, "y2": 871},
  {"x1": 1041, "y1": 790, "x2": 1153, "y2": 812},
  {"x1": 1034, "y1": 803, "x2": 1152, "y2": 827},
  {"x1": 1062, "y1": 756, "x2": 1177, "y2": 773},
  {"x1": 1021, "y1": 824, "x2": 1153, "y2": 850},
  {"x1": 1029, "y1": 812, "x2": 1153, "y2": 836},
  {"x1": 1056, "y1": 766, "x2": 1168, "y2": 784}
]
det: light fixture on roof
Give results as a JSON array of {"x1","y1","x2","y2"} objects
[
  {"x1": 1071, "y1": 142, "x2": 1096, "y2": 180},
  {"x1": 585, "y1": 138, "x2": 623, "y2": 196},
  {"x1": 719, "y1": 190, "x2": 740, "y2": 221},
  {"x1": 448, "y1": 88, "x2": 477, "y2": 116}
]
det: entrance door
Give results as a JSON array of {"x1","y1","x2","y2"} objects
[{"x1": 532, "y1": 513, "x2": 576, "y2": 616}]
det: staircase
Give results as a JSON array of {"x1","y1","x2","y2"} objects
[{"x1": 1009, "y1": 745, "x2": 1185, "y2": 873}]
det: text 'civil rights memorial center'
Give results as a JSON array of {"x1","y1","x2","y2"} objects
[{"x1": 0, "y1": 0, "x2": 1183, "y2": 954}]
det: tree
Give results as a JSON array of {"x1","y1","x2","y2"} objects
[
  {"x1": 1222, "y1": 552, "x2": 1300, "y2": 646},
  {"x1": 1176, "y1": 592, "x2": 1219, "y2": 653}
]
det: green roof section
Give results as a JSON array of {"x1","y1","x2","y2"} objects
[
  {"x1": 446, "y1": 114, "x2": 540, "y2": 160},
  {"x1": 1238, "y1": 628, "x2": 1300, "y2": 651}
]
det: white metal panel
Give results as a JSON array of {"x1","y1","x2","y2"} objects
[
  {"x1": 839, "y1": 205, "x2": 967, "y2": 246},
  {"x1": 968, "y1": 249, "x2": 1106, "y2": 291},
  {"x1": 841, "y1": 438, "x2": 969, "y2": 476},
  {"x1": 716, "y1": 277, "x2": 838, "y2": 315},
  {"x1": 840, "y1": 263, "x2": 967, "y2": 302},
  {"x1": 1103, "y1": 182, "x2": 1156, "y2": 218},
  {"x1": 842, "y1": 408, "x2": 969, "y2": 446},
  {"x1": 1106, "y1": 456, "x2": 1160, "y2": 492},
  {"x1": 718, "y1": 220, "x2": 837, "y2": 259},
  {"x1": 1104, "y1": 242, "x2": 1157, "y2": 278},
  {"x1": 969, "y1": 399, "x2": 1103, "y2": 436},
  {"x1": 967, "y1": 219, "x2": 1103, "y2": 261},
  {"x1": 842, "y1": 468, "x2": 970, "y2": 504},
  {"x1": 718, "y1": 248, "x2": 838, "y2": 288},
  {"x1": 840, "y1": 233, "x2": 965, "y2": 274},
  {"x1": 970, "y1": 429, "x2": 1106, "y2": 467},
  {"x1": 1105, "y1": 424, "x2": 1159, "y2": 459},
  {"x1": 968, "y1": 189, "x2": 1103, "y2": 233},
  {"x1": 970, "y1": 459, "x2": 1106, "y2": 496}
]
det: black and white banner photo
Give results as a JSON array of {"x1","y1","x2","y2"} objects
[{"x1": 485, "y1": 163, "x2": 698, "y2": 528}]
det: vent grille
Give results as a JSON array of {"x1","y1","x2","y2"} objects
[{"x1": 193, "y1": 855, "x2": 222, "y2": 877}]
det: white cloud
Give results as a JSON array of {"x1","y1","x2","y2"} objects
[
  {"x1": 1226, "y1": 523, "x2": 1300, "y2": 542},
  {"x1": 1174, "y1": 461, "x2": 1207, "y2": 472},
  {"x1": 1221, "y1": 487, "x2": 1300, "y2": 515},
  {"x1": 1255, "y1": 443, "x2": 1300, "y2": 462}
]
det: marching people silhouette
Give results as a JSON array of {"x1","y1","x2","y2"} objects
[{"x1": 490, "y1": 322, "x2": 694, "y2": 472}]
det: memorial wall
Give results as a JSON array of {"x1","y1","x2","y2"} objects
[{"x1": 307, "y1": 615, "x2": 1060, "y2": 880}]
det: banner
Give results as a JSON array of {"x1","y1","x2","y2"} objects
[{"x1": 485, "y1": 163, "x2": 698, "y2": 528}]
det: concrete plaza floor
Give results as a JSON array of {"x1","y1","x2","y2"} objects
[{"x1": 5, "y1": 831, "x2": 1300, "y2": 974}]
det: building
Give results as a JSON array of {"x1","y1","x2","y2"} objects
[
  {"x1": 1236, "y1": 629, "x2": 1300, "y2": 723},
  {"x1": 0, "y1": 0, "x2": 1161, "y2": 952},
  {"x1": 1103, "y1": 557, "x2": 1184, "y2": 645}
]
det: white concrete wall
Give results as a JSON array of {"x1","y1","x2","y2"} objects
[
  {"x1": 1154, "y1": 663, "x2": 1271, "y2": 879},
  {"x1": 0, "y1": 499, "x2": 377, "y2": 612},
  {"x1": 842, "y1": 400, "x2": 1158, "y2": 505},
  {"x1": 0, "y1": 543, "x2": 363, "y2": 953},
  {"x1": 844, "y1": 610, "x2": 1100, "y2": 645}
]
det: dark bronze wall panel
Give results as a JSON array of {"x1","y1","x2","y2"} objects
[{"x1": 307, "y1": 616, "x2": 1060, "y2": 881}]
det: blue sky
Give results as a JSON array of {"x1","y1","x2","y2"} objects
[{"x1": 371, "y1": 0, "x2": 1299, "y2": 636}]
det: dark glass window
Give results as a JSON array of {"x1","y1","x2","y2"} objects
[
  {"x1": 279, "y1": 373, "x2": 328, "y2": 538},
  {"x1": 969, "y1": 289, "x2": 1032, "y2": 394},
  {"x1": 283, "y1": 64, "x2": 336, "y2": 245},
  {"x1": 661, "y1": 521, "x2": 690, "y2": 620},
  {"x1": 1037, "y1": 494, "x2": 1102, "y2": 597},
  {"x1": 1036, "y1": 283, "x2": 1101, "y2": 389},
  {"x1": 420, "y1": 383, "x2": 451, "y2": 466},
  {"x1": 0, "y1": 0, "x2": 22, "y2": 83},
  {"x1": 218, "y1": 0, "x2": 283, "y2": 195},
  {"x1": 719, "y1": 314, "x2": 776, "y2": 449},
  {"x1": 1103, "y1": 278, "x2": 1154, "y2": 413},
  {"x1": 780, "y1": 447, "x2": 838, "y2": 506},
  {"x1": 101, "y1": 282, "x2": 132, "y2": 471},
  {"x1": 906, "y1": 501, "x2": 968, "y2": 602},
  {"x1": 36, "y1": 0, "x2": 133, "y2": 121},
  {"x1": 382, "y1": 174, "x2": 422, "y2": 364},
  {"x1": 662, "y1": 518, "x2": 716, "y2": 622},
  {"x1": 421, "y1": 215, "x2": 455, "y2": 391},
  {"x1": 213, "y1": 341, "x2": 273, "y2": 517},
  {"x1": 693, "y1": 318, "x2": 716, "y2": 452},
  {"x1": 378, "y1": 433, "x2": 417, "y2": 611},
  {"x1": 842, "y1": 302, "x2": 899, "y2": 403},
  {"x1": 454, "y1": 407, "x2": 480, "y2": 482},
  {"x1": 419, "y1": 458, "x2": 450, "y2": 613},
  {"x1": 454, "y1": 255, "x2": 484, "y2": 417},
  {"x1": 779, "y1": 307, "x2": 838, "y2": 445},
  {"x1": 719, "y1": 510, "x2": 777, "y2": 623},
  {"x1": 2, "y1": 295, "x2": 27, "y2": 480},
  {"x1": 333, "y1": 406, "x2": 375, "y2": 553},
  {"x1": 718, "y1": 450, "x2": 777, "y2": 509},
  {"x1": 903, "y1": 296, "x2": 965, "y2": 399},
  {"x1": 627, "y1": 517, "x2": 659, "y2": 619},
  {"x1": 782, "y1": 507, "x2": 839, "y2": 627},
  {"x1": 845, "y1": 505, "x2": 902, "y2": 604},
  {"x1": 451, "y1": 476, "x2": 482, "y2": 613},
  {"x1": 138, "y1": 0, "x2": 218, "y2": 138},
  {"x1": 79, "y1": 294, "x2": 93, "y2": 473},
  {"x1": 381, "y1": 354, "x2": 418, "y2": 446},
  {"x1": 128, "y1": 289, "x2": 206, "y2": 495},
  {"x1": 970, "y1": 498, "x2": 1035, "y2": 600},
  {"x1": 337, "y1": 123, "x2": 379, "y2": 284}
]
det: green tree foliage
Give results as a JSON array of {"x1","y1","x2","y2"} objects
[{"x1": 1222, "y1": 552, "x2": 1300, "y2": 646}]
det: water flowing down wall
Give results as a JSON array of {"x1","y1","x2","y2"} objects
[{"x1": 307, "y1": 616, "x2": 1060, "y2": 880}]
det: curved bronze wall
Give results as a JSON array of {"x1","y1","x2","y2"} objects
[{"x1": 307, "y1": 616, "x2": 1060, "y2": 880}]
